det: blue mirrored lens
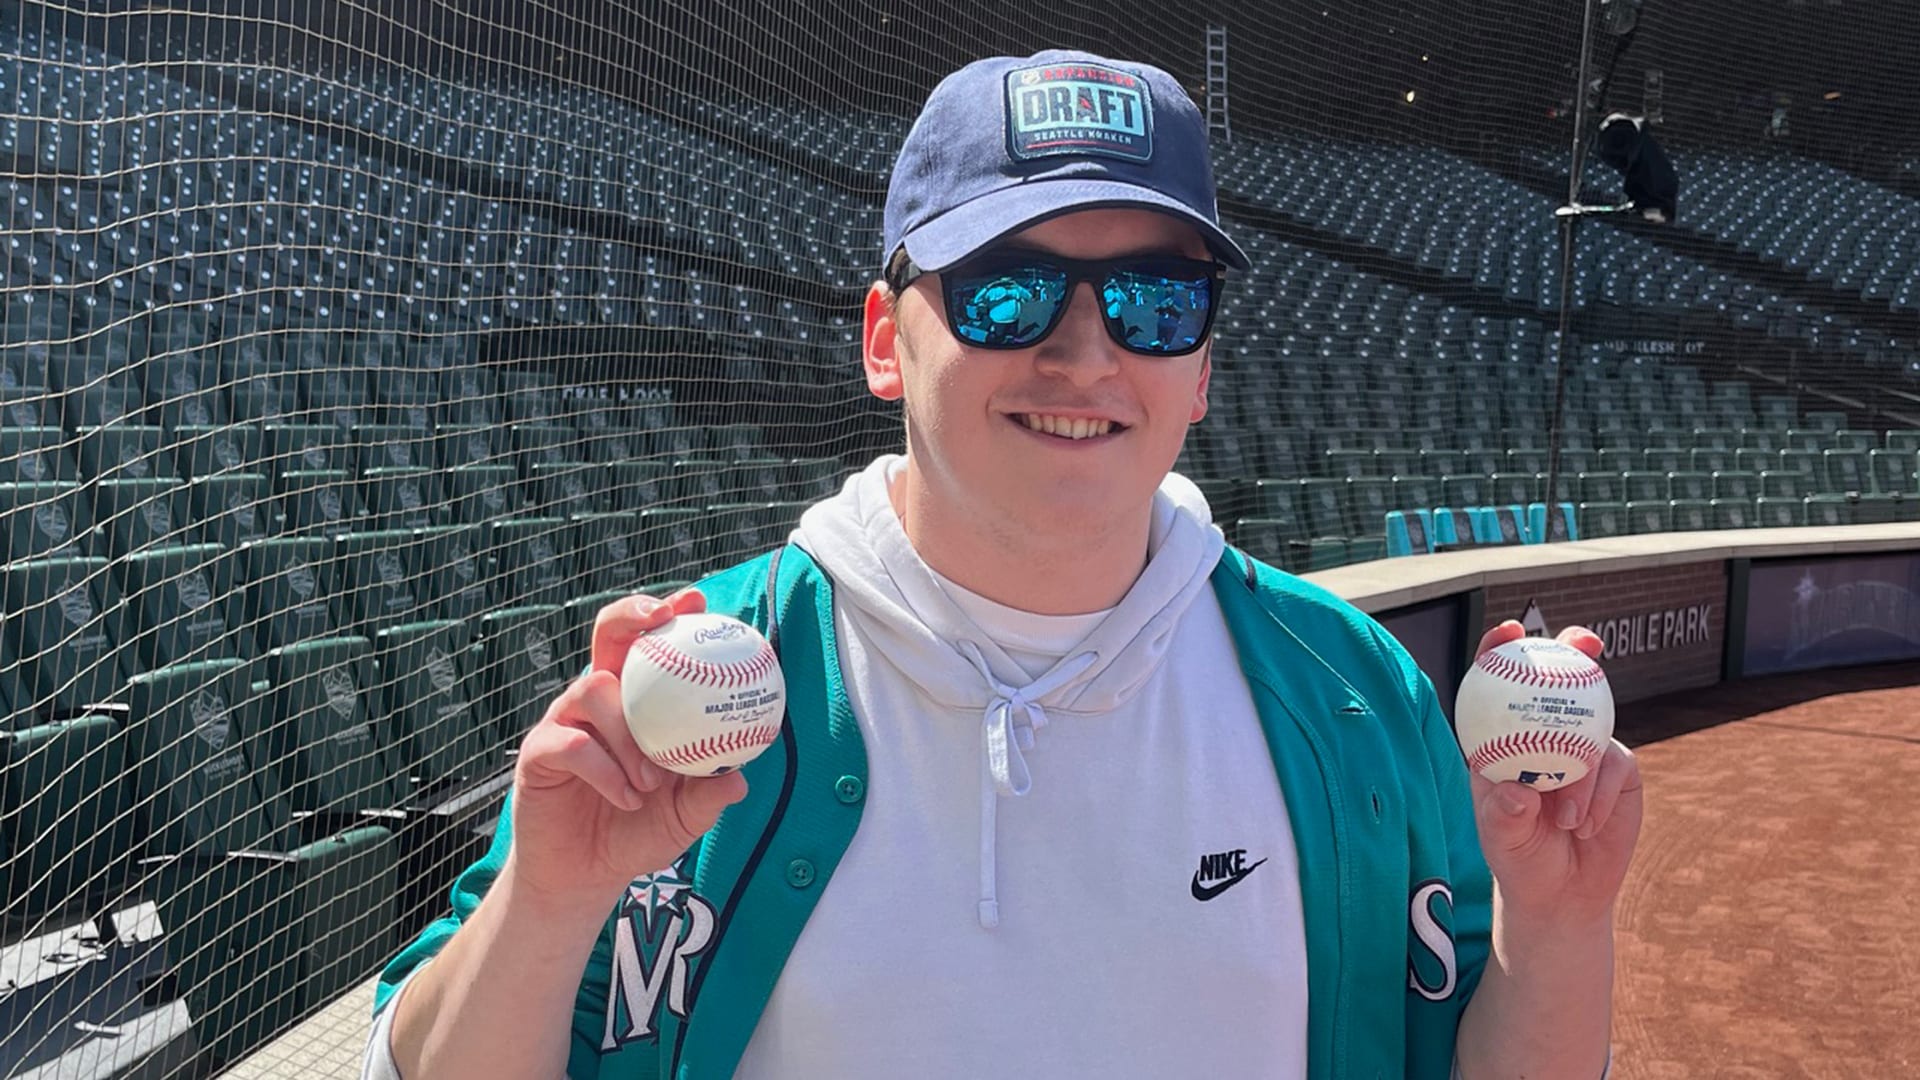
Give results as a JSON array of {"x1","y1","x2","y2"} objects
[
  {"x1": 950, "y1": 267, "x2": 1067, "y2": 347},
  {"x1": 1103, "y1": 269, "x2": 1214, "y2": 354}
]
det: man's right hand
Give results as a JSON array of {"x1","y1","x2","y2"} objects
[{"x1": 504, "y1": 588, "x2": 749, "y2": 908}]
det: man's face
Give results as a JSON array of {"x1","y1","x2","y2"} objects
[{"x1": 863, "y1": 207, "x2": 1214, "y2": 537}]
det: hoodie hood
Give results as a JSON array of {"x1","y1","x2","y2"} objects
[{"x1": 791, "y1": 454, "x2": 1226, "y2": 927}]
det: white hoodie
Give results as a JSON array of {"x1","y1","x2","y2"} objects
[{"x1": 731, "y1": 455, "x2": 1308, "y2": 1079}]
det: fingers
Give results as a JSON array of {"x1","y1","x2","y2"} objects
[
  {"x1": 1475, "y1": 619, "x2": 1525, "y2": 659},
  {"x1": 589, "y1": 587, "x2": 708, "y2": 674},
  {"x1": 1556, "y1": 623, "x2": 1605, "y2": 660},
  {"x1": 546, "y1": 669, "x2": 666, "y2": 795},
  {"x1": 519, "y1": 711, "x2": 646, "y2": 811},
  {"x1": 1470, "y1": 770, "x2": 1544, "y2": 852},
  {"x1": 1574, "y1": 740, "x2": 1638, "y2": 840},
  {"x1": 664, "y1": 772, "x2": 750, "y2": 849}
]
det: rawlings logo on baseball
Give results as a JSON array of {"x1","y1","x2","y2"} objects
[
  {"x1": 1453, "y1": 638, "x2": 1615, "y2": 792},
  {"x1": 621, "y1": 612, "x2": 786, "y2": 777}
]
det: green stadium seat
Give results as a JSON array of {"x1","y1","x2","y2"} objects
[
  {"x1": 262, "y1": 423, "x2": 348, "y2": 477},
  {"x1": 0, "y1": 386, "x2": 62, "y2": 429},
  {"x1": 712, "y1": 423, "x2": 767, "y2": 461},
  {"x1": 1822, "y1": 449, "x2": 1870, "y2": 494},
  {"x1": 119, "y1": 542, "x2": 249, "y2": 670},
  {"x1": 64, "y1": 384, "x2": 145, "y2": 430},
  {"x1": 1688, "y1": 448, "x2": 1733, "y2": 473},
  {"x1": 1234, "y1": 518, "x2": 1305, "y2": 573},
  {"x1": 529, "y1": 460, "x2": 609, "y2": 517},
  {"x1": 259, "y1": 635, "x2": 402, "y2": 818},
  {"x1": 1804, "y1": 411, "x2": 1849, "y2": 434},
  {"x1": 1753, "y1": 497, "x2": 1803, "y2": 528},
  {"x1": 786, "y1": 458, "x2": 847, "y2": 502},
  {"x1": 1577, "y1": 472, "x2": 1624, "y2": 505},
  {"x1": 1832, "y1": 430, "x2": 1877, "y2": 452},
  {"x1": 1298, "y1": 479, "x2": 1346, "y2": 539},
  {"x1": 1854, "y1": 493, "x2": 1901, "y2": 524},
  {"x1": 1489, "y1": 472, "x2": 1534, "y2": 506},
  {"x1": 1692, "y1": 428, "x2": 1738, "y2": 452},
  {"x1": 1669, "y1": 499, "x2": 1712, "y2": 532},
  {"x1": 1641, "y1": 448, "x2": 1685, "y2": 473},
  {"x1": 1391, "y1": 475, "x2": 1439, "y2": 514},
  {"x1": 1625, "y1": 501, "x2": 1671, "y2": 534},
  {"x1": 1884, "y1": 430, "x2": 1920, "y2": 454},
  {"x1": 90, "y1": 476, "x2": 191, "y2": 555},
  {"x1": 0, "y1": 426, "x2": 76, "y2": 482},
  {"x1": 1667, "y1": 471, "x2": 1713, "y2": 502},
  {"x1": 1778, "y1": 448, "x2": 1821, "y2": 481},
  {"x1": 362, "y1": 466, "x2": 446, "y2": 532},
  {"x1": 1869, "y1": 449, "x2": 1916, "y2": 494},
  {"x1": 1759, "y1": 469, "x2": 1805, "y2": 498},
  {"x1": 1711, "y1": 471, "x2": 1758, "y2": 500},
  {"x1": 1440, "y1": 474, "x2": 1486, "y2": 509},
  {"x1": 436, "y1": 423, "x2": 505, "y2": 469},
  {"x1": 277, "y1": 468, "x2": 369, "y2": 537},
  {"x1": 1734, "y1": 448, "x2": 1775, "y2": 475},
  {"x1": 487, "y1": 517, "x2": 576, "y2": 609},
  {"x1": 239, "y1": 536, "x2": 342, "y2": 653},
  {"x1": 1708, "y1": 498, "x2": 1753, "y2": 530},
  {"x1": 172, "y1": 422, "x2": 265, "y2": 479},
  {"x1": 228, "y1": 369, "x2": 301, "y2": 425},
  {"x1": 335, "y1": 530, "x2": 440, "y2": 637},
  {"x1": 474, "y1": 605, "x2": 571, "y2": 751},
  {"x1": 1595, "y1": 447, "x2": 1638, "y2": 474},
  {"x1": 637, "y1": 507, "x2": 705, "y2": 583},
  {"x1": 1740, "y1": 429, "x2": 1782, "y2": 453},
  {"x1": 0, "y1": 480, "x2": 88, "y2": 561},
  {"x1": 1346, "y1": 478, "x2": 1393, "y2": 537},
  {"x1": 3, "y1": 557, "x2": 136, "y2": 718},
  {"x1": 1621, "y1": 471, "x2": 1666, "y2": 503},
  {"x1": 371, "y1": 619, "x2": 496, "y2": 792},
  {"x1": 1324, "y1": 449, "x2": 1377, "y2": 478},
  {"x1": 77, "y1": 423, "x2": 178, "y2": 481},
  {"x1": 1462, "y1": 450, "x2": 1504, "y2": 476},
  {"x1": 444, "y1": 463, "x2": 526, "y2": 524},
  {"x1": 1784, "y1": 428, "x2": 1828, "y2": 452},
  {"x1": 1578, "y1": 502, "x2": 1626, "y2": 538},
  {"x1": 123, "y1": 659, "x2": 288, "y2": 859},
  {"x1": 189, "y1": 473, "x2": 280, "y2": 549},
  {"x1": 509, "y1": 424, "x2": 576, "y2": 476},
  {"x1": 605, "y1": 460, "x2": 671, "y2": 512},
  {"x1": 571, "y1": 512, "x2": 647, "y2": 595},
  {"x1": 351, "y1": 423, "x2": 438, "y2": 474},
  {"x1": 1417, "y1": 449, "x2": 1462, "y2": 479},
  {"x1": 1, "y1": 714, "x2": 139, "y2": 923},
  {"x1": 1306, "y1": 538, "x2": 1350, "y2": 571},
  {"x1": 422, "y1": 525, "x2": 492, "y2": 626},
  {"x1": 1805, "y1": 494, "x2": 1850, "y2": 526}
]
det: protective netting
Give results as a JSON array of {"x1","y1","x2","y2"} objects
[{"x1": 2, "y1": 0, "x2": 1917, "y2": 1074}]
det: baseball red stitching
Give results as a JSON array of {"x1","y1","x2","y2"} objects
[
  {"x1": 633, "y1": 634, "x2": 778, "y2": 690},
  {"x1": 1474, "y1": 650, "x2": 1606, "y2": 690},
  {"x1": 1467, "y1": 730, "x2": 1604, "y2": 774},
  {"x1": 651, "y1": 723, "x2": 780, "y2": 770}
]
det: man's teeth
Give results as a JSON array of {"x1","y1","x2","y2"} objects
[{"x1": 1020, "y1": 414, "x2": 1115, "y2": 439}]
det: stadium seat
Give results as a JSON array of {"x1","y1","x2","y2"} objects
[
  {"x1": 0, "y1": 425, "x2": 76, "y2": 482},
  {"x1": 508, "y1": 424, "x2": 575, "y2": 476},
  {"x1": 1345, "y1": 478, "x2": 1393, "y2": 537},
  {"x1": 1708, "y1": 498, "x2": 1753, "y2": 530},
  {"x1": 1869, "y1": 449, "x2": 1916, "y2": 494},
  {"x1": 334, "y1": 529, "x2": 440, "y2": 637},
  {"x1": 1578, "y1": 502, "x2": 1625, "y2": 538},
  {"x1": 636, "y1": 506, "x2": 705, "y2": 582},
  {"x1": 3, "y1": 556, "x2": 137, "y2": 718},
  {"x1": 1, "y1": 713, "x2": 139, "y2": 923},
  {"x1": 1822, "y1": 449, "x2": 1869, "y2": 493},
  {"x1": 1384, "y1": 509, "x2": 1433, "y2": 557},
  {"x1": 1440, "y1": 474, "x2": 1486, "y2": 509},
  {"x1": 1235, "y1": 518, "x2": 1304, "y2": 573},
  {"x1": 352, "y1": 423, "x2": 437, "y2": 474},
  {"x1": 237, "y1": 534, "x2": 341, "y2": 657},
  {"x1": 362, "y1": 466, "x2": 446, "y2": 531},
  {"x1": 0, "y1": 479, "x2": 88, "y2": 561},
  {"x1": 90, "y1": 476, "x2": 191, "y2": 555},
  {"x1": 1527, "y1": 502, "x2": 1578, "y2": 543},
  {"x1": 119, "y1": 542, "x2": 250, "y2": 670},
  {"x1": 487, "y1": 517, "x2": 576, "y2": 609},
  {"x1": 572, "y1": 511, "x2": 647, "y2": 595},
  {"x1": 77, "y1": 423, "x2": 177, "y2": 481},
  {"x1": 1754, "y1": 496, "x2": 1804, "y2": 528},
  {"x1": 258, "y1": 634, "x2": 402, "y2": 818},
  {"x1": 1430, "y1": 508, "x2": 1481, "y2": 552},
  {"x1": 370, "y1": 618, "x2": 496, "y2": 791},
  {"x1": 1854, "y1": 493, "x2": 1901, "y2": 524},
  {"x1": 529, "y1": 460, "x2": 610, "y2": 517},
  {"x1": 1670, "y1": 499, "x2": 1712, "y2": 531},
  {"x1": 1306, "y1": 538, "x2": 1350, "y2": 570},
  {"x1": 1625, "y1": 501, "x2": 1671, "y2": 534},
  {"x1": 262, "y1": 423, "x2": 349, "y2": 477},
  {"x1": 1299, "y1": 479, "x2": 1347, "y2": 539},
  {"x1": 277, "y1": 468, "x2": 369, "y2": 536},
  {"x1": 1805, "y1": 494, "x2": 1850, "y2": 526},
  {"x1": 418, "y1": 524, "x2": 490, "y2": 626},
  {"x1": 444, "y1": 463, "x2": 526, "y2": 523},
  {"x1": 474, "y1": 604, "x2": 571, "y2": 751}
]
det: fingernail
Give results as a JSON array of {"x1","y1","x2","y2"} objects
[
  {"x1": 1498, "y1": 788, "x2": 1529, "y2": 816},
  {"x1": 635, "y1": 761, "x2": 664, "y2": 792},
  {"x1": 1557, "y1": 801, "x2": 1581, "y2": 829},
  {"x1": 1576, "y1": 819, "x2": 1598, "y2": 840},
  {"x1": 633, "y1": 596, "x2": 661, "y2": 617},
  {"x1": 622, "y1": 784, "x2": 644, "y2": 810}
]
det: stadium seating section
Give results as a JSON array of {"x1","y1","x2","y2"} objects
[{"x1": 4, "y1": 12, "x2": 1920, "y2": 1070}]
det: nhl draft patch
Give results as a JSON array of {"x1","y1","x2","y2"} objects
[{"x1": 1004, "y1": 61, "x2": 1154, "y2": 163}]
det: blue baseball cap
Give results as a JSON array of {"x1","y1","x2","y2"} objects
[{"x1": 882, "y1": 49, "x2": 1251, "y2": 276}]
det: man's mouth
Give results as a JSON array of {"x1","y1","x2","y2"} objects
[{"x1": 1012, "y1": 413, "x2": 1127, "y2": 440}]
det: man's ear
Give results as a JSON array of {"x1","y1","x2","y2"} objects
[
  {"x1": 864, "y1": 282, "x2": 904, "y2": 402},
  {"x1": 1189, "y1": 349, "x2": 1212, "y2": 424}
]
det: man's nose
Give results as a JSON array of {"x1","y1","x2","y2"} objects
[{"x1": 1031, "y1": 281, "x2": 1120, "y2": 382}]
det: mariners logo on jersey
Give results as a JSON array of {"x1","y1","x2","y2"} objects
[
  {"x1": 1407, "y1": 878, "x2": 1460, "y2": 1001},
  {"x1": 1004, "y1": 61, "x2": 1154, "y2": 163},
  {"x1": 600, "y1": 856, "x2": 717, "y2": 1050}
]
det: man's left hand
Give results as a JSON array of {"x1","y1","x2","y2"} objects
[{"x1": 1468, "y1": 620, "x2": 1644, "y2": 927}]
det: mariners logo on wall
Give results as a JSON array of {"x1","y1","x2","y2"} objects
[{"x1": 602, "y1": 856, "x2": 717, "y2": 1049}]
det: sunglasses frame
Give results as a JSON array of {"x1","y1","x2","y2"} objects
[{"x1": 885, "y1": 247, "x2": 1227, "y2": 357}]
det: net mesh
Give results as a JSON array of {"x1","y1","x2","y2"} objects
[{"x1": 2, "y1": 0, "x2": 1917, "y2": 1073}]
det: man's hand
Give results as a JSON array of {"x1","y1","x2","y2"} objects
[{"x1": 1469, "y1": 619, "x2": 1644, "y2": 927}]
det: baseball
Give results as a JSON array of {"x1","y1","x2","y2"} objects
[
  {"x1": 1453, "y1": 637, "x2": 1614, "y2": 792},
  {"x1": 620, "y1": 612, "x2": 786, "y2": 777}
]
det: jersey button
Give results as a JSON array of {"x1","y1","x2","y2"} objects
[
  {"x1": 786, "y1": 858, "x2": 816, "y2": 888},
  {"x1": 834, "y1": 775, "x2": 864, "y2": 804}
]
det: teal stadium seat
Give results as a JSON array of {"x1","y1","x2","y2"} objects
[
  {"x1": 474, "y1": 605, "x2": 571, "y2": 752},
  {"x1": 259, "y1": 635, "x2": 402, "y2": 819},
  {"x1": 1, "y1": 714, "x2": 139, "y2": 923}
]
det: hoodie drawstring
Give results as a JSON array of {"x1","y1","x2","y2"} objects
[{"x1": 958, "y1": 641, "x2": 1099, "y2": 929}]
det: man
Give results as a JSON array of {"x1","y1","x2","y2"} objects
[{"x1": 365, "y1": 48, "x2": 1641, "y2": 1080}]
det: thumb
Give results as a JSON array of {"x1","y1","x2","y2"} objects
[{"x1": 1472, "y1": 775, "x2": 1544, "y2": 853}]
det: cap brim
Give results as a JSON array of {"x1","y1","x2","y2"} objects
[{"x1": 899, "y1": 178, "x2": 1251, "y2": 273}]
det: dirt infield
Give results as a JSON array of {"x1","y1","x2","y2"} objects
[{"x1": 1611, "y1": 660, "x2": 1920, "y2": 1079}]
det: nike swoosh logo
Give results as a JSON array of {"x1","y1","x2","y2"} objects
[{"x1": 1190, "y1": 857, "x2": 1268, "y2": 901}]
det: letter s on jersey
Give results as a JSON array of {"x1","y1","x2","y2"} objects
[{"x1": 1408, "y1": 879, "x2": 1458, "y2": 1002}]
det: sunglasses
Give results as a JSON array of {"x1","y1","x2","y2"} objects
[{"x1": 888, "y1": 249, "x2": 1226, "y2": 357}]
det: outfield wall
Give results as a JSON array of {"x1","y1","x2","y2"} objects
[{"x1": 1312, "y1": 524, "x2": 1920, "y2": 716}]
